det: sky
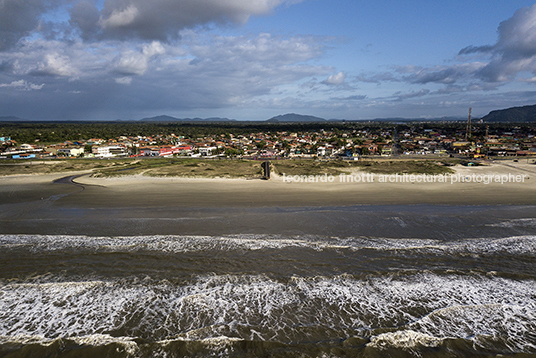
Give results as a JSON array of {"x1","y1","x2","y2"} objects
[{"x1": 2, "y1": 0, "x2": 536, "y2": 120}]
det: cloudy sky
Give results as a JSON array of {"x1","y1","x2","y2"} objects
[{"x1": 2, "y1": 0, "x2": 536, "y2": 120}]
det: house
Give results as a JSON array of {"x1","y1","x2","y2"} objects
[
  {"x1": 92, "y1": 146, "x2": 128, "y2": 158},
  {"x1": 317, "y1": 146, "x2": 327, "y2": 157},
  {"x1": 199, "y1": 146, "x2": 217, "y2": 156},
  {"x1": 158, "y1": 145, "x2": 193, "y2": 157},
  {"x1": 139, "y1": 147, "x2": 160, "y2": 156},
  {"x1": 12, "y1": 153, "x2": 36, "y2": 159},
  {"x1": 57, "y1": 147, "x2": 84, "y2": 157}
]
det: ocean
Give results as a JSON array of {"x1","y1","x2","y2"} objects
[{"x1": 1, "y1": 205, "x2": 536, "y2": 357}]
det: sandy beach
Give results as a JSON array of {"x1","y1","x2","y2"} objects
[
  {"x1": 58, "y1": 160, "x2": 536, "y2": 206},
  {"x1": 2, "y1": 160, "x2": 536, "y2": 236},
  {"x1": 2, "y1": 159, "x2": 536, "y2": 207}
]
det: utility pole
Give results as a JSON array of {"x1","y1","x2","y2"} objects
[{"x1": 465, "y1": 107, "x2": 472, "y2": 141}]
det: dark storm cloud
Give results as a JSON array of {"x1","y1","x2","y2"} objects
[
  {"x1": 69, "y1": 0, "x2": 301, "y2": 42},
  {"x1": 0, "y1": 0, "x2": 65, "y2": 50},
  {"x1": 69, "y1": 0, "x2": 101, "y2": 41},
  {"x1": 0, "y1": 60, "x2": 14, "y2": 73},
  {"x1": 0, "y1": 0, "x2": 302, "y2": 47}
]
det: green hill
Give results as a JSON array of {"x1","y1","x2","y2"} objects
[
  {"x1": 482, "y1": 104, "x2": 536, "y2": 123},
  {"x1": 267, "y1": 113, "x2": 327, "y2": 122}
]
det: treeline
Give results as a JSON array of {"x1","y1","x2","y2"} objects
[
  {"x1": 1, "y1": 120, "x2": 535, "y2": 144},
  {"x1": 0, "y1": 121, "x2": 394, "y2": 143}
]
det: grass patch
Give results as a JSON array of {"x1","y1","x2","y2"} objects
[
  {"x1": 143, "y1": 159, "x2": 262, "y2": 178},
  {"x1": 0, "y1": 159, "x2": 134, "y2": 176},
  {"x1": 93, "y1": 158, "x2": 263, "y2": 178},
  {"x1": 272, "y1": 160, "x2": 352, "y2": 176},
  {"x1": 0, "y1": 157, "x2": 456, "y2": 178},
  {"x1": 270, "y1": 159, "x2": 454, "y2": 177},
  {"x1": 351, "y1": 160, "x2": 456, "y2": 175}
]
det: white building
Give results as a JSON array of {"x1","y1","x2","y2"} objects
[
  {"x1": 58, "y1": 147, "x2": 85, "y2": 157},
  {"x1": 199, "y1": 146, "x2": 217, "y2": 156},
  {"x1": 92, "y1": 145, "x2": 128, "y2": 158}
]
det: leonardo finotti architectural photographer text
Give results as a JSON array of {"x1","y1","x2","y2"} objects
[{"x1": 282, "y1": 173, "x2": 528, "y2": 185}]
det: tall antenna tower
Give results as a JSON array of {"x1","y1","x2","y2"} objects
[{"x1": 465, "y1": 107, "x2": 472, "y2": 141}]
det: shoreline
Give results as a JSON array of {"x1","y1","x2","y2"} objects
[
  {"x1": 2, "y1": 160, "x2": 536, "y2": 207},
  {"x1": 2, "y1": 161, "x2": 536, "y2": 236}
]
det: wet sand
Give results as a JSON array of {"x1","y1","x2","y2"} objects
[{"x1": 1, "y1": 161, "x2": 536, "y2": 236}]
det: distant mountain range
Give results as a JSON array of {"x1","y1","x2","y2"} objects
[
  {"x1": 139, "y1": 115, "x2": 236, "y2": 122},
  {"x1": 3, "y1": 104, "x2": 536, "y2": 122},
  {"x1": 140, "y1": 113, "x2": 466, "y2": 123},
  {"x1": 481, "y1": 104, "x2": 536, "y2": 123},
  {"x1": 140, "y1": 106, "x2": 536, "y2": 123}
]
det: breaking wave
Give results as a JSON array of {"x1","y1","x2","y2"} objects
[
  {"x1": 1, "y1": 234, "x2": 536, "y2": 357},
  {"x1": 1, "y1": 234, "x2": 536, "y2": 255},
  {"x1": 1, "y1": 272, "x2": 535, "y2": 354}
]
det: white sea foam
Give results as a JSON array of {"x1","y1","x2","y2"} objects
[
  {"x1": 407, "y1": 303, "x2": 536, "y2": 352},
  {"x1": 0, "y1": 334, "x2": 140, "y2": 354},
  {"x1": 73, "y1": 334, "x2": 139, "y2": 354},
  {"x1": 367, "y1": 330, "x2": 442, "y2": 349},
  {"x1": 1, "y1": 234, "x2": 536, "y2": 256},
  {"x1": 0, "y1": 272, "x2": 535, "y2": 353},
  {"x1": 487, "y1": 218, "x2": 536, "y2": 228}
]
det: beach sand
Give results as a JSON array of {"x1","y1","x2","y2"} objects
[
  {"x1": 2, "y1": 160, "x2": 536, "y2": 236},
  {"x1": 65, "y1": 160, "x2": 536, "y2": 206}
]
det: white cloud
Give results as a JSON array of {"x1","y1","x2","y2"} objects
[
  {"x1": 350, "y1": 4, "x2": 536, "y2": 104},
  {"x1": 114, "y1": 76, "x2": 133, "y2": 85},
  {"x1": 458, "y1": 4, "x2": 536, "y2": 82},
  {"x1": 99, "y1": 5, "x2": 140, "y2": 29},
  {"x1": 393, "y1": 89, "x2": 430, "y2": 101},
  {"x1": 322, "y1": 71, "x2": 346, "y2": 85},
  {"x1": 143, "y1": 41, "x2": 165, "y2": 57},
  {"x1": 113, "y1": 41, "x2": 165, "y2": 76},
  {"x1": 0, "y1": 79, "x2": 44, "y2": 90},
  {"x1": 403, "y1": 63, "x2": 486, "y2": 85},
  {"x1": 0, "y1": 32, "x2": 332, "y2": 118},
  {"x1": 519, "y1": 76, "x2": 536, "y2": 83},
  {"x1": 114, "y1": 51, "x2": 149, "y2": 76},
  {"x1": 188, "y1": 33, "x2": 325, "y2": 66},
  {"x1": 495, "y1": 4, "x2": 536, "y2": 58},
  {"x1": 34, "y1": 53, "x2": 78, "y2": 77}
]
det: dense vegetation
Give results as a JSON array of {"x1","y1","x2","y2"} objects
[{"x1": 2, "y1": 120, "x2": 536, "y2": 145}]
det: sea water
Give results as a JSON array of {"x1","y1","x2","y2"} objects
[{"x1": 1, "y1": 227, "x2": 536, "y2": 357}]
